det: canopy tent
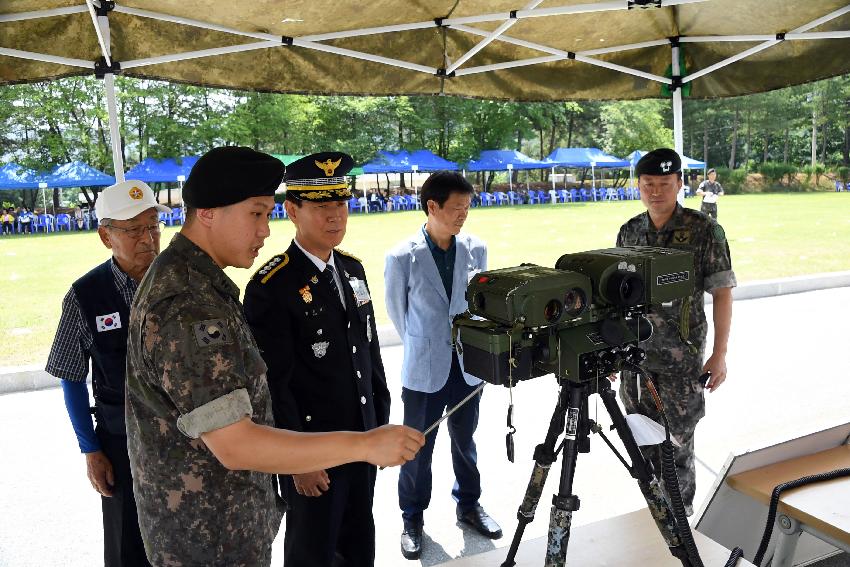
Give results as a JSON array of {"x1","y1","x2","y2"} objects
[
  {"x1": 2, "y1": 1, "x2": 849, "y2": 183},
  {"x1": 465, "y1": 149, "x2": 549, "y2": 171},
  {"x1": 124, "y1": 156, "x2": 199, "y2": 183},
  {"x1": 43, "y1": 161, "x2": 115, "y2": 188},
  {"x1": 544, "y1": 147, "x2": 629, "y2": 191},
  {"x1": 0, "y1": 163, "x2": 41, "y2": 190},
  {"x1": 361, "y1": 150, "x2": 459, "y2": 173},
  {"x1": 466, "y1": 149, "x2": 549, "y2": 192}
]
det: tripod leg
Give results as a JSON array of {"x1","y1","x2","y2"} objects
[
  {"x1": 545, "y1": 383, "x2": 585, "y2": 567},
  {"x1": 501, "y1": 389, "x2": 570, "y2": 567},
  {"x1": 598, "y1": 383, "x2": 696, "y2": 567}
]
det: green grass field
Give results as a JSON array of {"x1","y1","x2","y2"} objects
[{"x1": 2, "y1": 192, "x2": 849, "y2": 368}]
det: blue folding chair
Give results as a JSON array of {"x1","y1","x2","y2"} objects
[
  {"x1": 55, "y1": 214, "x2": 72, "y2": 231},
  {"x1": 836, "y1": 181, "x2": 845, "y2": 192},
  {"x1": 271, "y1": 203, "x2": 285, "y2": 219},
  {"x1": 578, "y1": 188, "x2": 592, "y2": 202},
  {"x1": 507, "y1": 190, "x2": 520, "y2": 205},
  {"x1": 349, "y1": 197, "x2": 363, "y2": 213},
  {"x1": 528, "y1": 190, "x2": 542, "y2": 204},
  {"x1": 35, "y1": 214, "x2": 55, "y2": 233},
  {"x1": 159, "y1": 211, "x2": 173, "y2": 226},
  {"x1": 494, "y1": 191, "x2": 508, "y2": 205},
  {"x1": 480, "y1": 192, "x2": 495, "y2": 206},
  {"x1": 170, "y1": 207, "x2": 184, "y2": 225}
]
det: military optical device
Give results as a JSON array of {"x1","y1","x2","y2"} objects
[{"x1": 455, "y1": 246, "x2": 694, "y2": 385}]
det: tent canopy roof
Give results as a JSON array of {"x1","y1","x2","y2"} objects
[
  {"x1": 44, "y1": 161, "x2": 115, "y2": 188},
  {"x1": 0, "y1": 163, "x2": 41, "y2": 190},
  {"x1": 545, "y1": 147, "x2": 629, "y2": 168},
  {"x1": 362, "y1": 150, "x2": 458, "y2": 173},
  {"x1": 466, "y1": 149, "x2": 550, "y2": 171},
  {"x1": 2, "y1": 1, "x2": 849, "y2": 101},
  {"x1": 124, "y1": 156, "x2": 199, "y2": 183}
]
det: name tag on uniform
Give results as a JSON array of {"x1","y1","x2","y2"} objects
[
  {"x1": 96, "y1": 312, "x2": 122, "y2": 332},
  {"x1": 349, "y1": 278, "x2": 371, "y2": 306}
]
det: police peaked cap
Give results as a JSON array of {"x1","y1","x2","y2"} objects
[
  {"x1": 635, "y1": 148, "x2": 682, "y2": 177},
  {"x1": 182, "y1": 146, "x2": 285, "y2": 208},
  {"x1": 285, "y1": 152, "x2": 354, "y2": 203}
]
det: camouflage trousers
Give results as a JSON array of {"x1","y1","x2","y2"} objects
[{"x1": 619, "y1": 367, "x2": 705, "y2": 510}]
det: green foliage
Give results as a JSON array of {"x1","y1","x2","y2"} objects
[
  {"x1": 713, "y1": 167, "x2": 748, "y2": 194},
  {"x1": 759, "y1": 162, "x2": 798, "y2": 187},
  {"x1": 837, "y1": 166, "x2": 850, "y2": 185},
  {"x1": 599, "y1": 100, "x2": 672, "y2": 158}
]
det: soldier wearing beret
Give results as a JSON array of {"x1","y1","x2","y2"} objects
[
  {"x1": 125, "y1": 146, "x2": 424, "y2": 566},
  {"x1": 615, "y1": 148, "x2": 735, "y2": 515},
  {"x1": 243, "y1": 152, "x2": 391, "y2": 567}
]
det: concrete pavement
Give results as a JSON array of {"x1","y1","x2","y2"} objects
[{"x1": 2, "y1": 286, "x2": 850, "y2": 566}]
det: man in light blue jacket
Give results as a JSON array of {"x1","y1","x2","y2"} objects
[{"x1": 385, "y1": 171, "x2": 501, "y2": 560}]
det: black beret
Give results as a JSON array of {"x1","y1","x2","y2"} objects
[
  {"x1": 635, "y1": 148, "x2": 682, "y2": 177},
  {"x1": 182, "y1": 146, "x2": 285, "y2": 208},
  {"x1": 285, "y1": 152, "x2": 354, "y2": 203}
]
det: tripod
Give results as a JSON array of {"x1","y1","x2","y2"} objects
[{"x1": 500, "y1": 375, "x2": 701, "y2": 567}]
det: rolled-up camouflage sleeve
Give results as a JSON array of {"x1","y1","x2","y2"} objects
[
  {"x1": 702, "y1": 221, "x2": 737, "y2": 293},
  {"x1": 143, "y1": 299, "x2": 255, "y2": 439}
]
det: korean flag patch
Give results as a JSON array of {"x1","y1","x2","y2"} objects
[
  {"x1": 96, "y1": 312, "x2": 122, "y2": 332},
  {"x1": 193, "y1": 319, "x2": 231, "y2": 347}
]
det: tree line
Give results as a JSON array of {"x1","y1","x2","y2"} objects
[{"x1": 1, "y1": 73, "x2": 848, "y2": 207}]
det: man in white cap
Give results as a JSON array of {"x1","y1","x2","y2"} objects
[{"x1": 46, "y1": 180, "x2": 170, "y2": 567}]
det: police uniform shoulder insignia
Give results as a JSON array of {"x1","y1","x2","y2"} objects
[
  {"x1": 192, "y1": 319, "x2": 231, "y2": 347},
  {"x1": 334, "y1": 248, "x2": 361, "y2": 263},
  {"x1": 253, "y1": 253, "x2": 289, "y2": 284},
  {"x1": 713, "y1": 224, "x2": 726, "y2": 243}
]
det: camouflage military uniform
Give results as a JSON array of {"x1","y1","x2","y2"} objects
[
  {"x1": 126, "y1": 233, "x2": 284, "y2": 566},
  {"x1": 616, "y1": 203, "x2": 736, "y2": 509}
]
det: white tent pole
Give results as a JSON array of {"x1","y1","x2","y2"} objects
[
  {"x1": 290, "y1": 39, "x2": 437, "y2": 74},
  {"x1": 88, "y1": 8, "x2": 125, "y2": 183},
  {"x1": 113, "y1": 5, "x2": 280, "y2": 41},
  {"x1": 551, "y1": 167, "x2": 556, "y2": 191},
  {"x1": 447, "y1": 0, "x2": 544, "y2": 75},
  {"x1": 85, "y1": 0, "x2": 111, "y2": 66},
  {"x1": 682, "y1": 31, "x2": 850, "y2": 42},
  {"x1": 301, "y1": 21, "x2": 437, "y2": 42},
  {"x1": 122, "y1": 42, "x2": 280, "y2": 69},
  {"x1": 0, "y1": 5, "x2": 88, "y2": 22},
  {"x1": 105, "y1": 74, "x2": 124, "y2": 183},
  {"x1": 672, "y1": 43, "x2": 684, "y2": 156},
  {"x1": 0, "y1": 47, "x2": 91, "y2": 68}
]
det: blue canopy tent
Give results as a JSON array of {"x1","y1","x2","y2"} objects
[
  {"x1": 544, "y1": 148, "x2": 629, "y2": 193},
  {"x1": 361, "y1": 150, "x2": 458, "y2": 211},
  {"x1": 465, "y1": 150, "x2": 550, "y2": 194},
  {"x1": 44, "y1": 161, "x2": 115, "y2": 188},
  {"x1": 124, "y1": 156, "x2": 199, "y2": 183},
  {"x1": 0, "y1": 163, "x2": 41, "y2": 190}
]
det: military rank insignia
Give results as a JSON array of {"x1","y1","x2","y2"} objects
[
  {"x1": 310, "y1": 275, "x2": 319, "y2": 284},
  {"x1": 299, "y1": 285, "x2": 313, "y2": 303},
  {"x1": 672, "y1": 228, "x2": 691, "y2": 245},
  {"x1": 193, "y1": 319, "x2": 231, "y2": 347},
  {"x1": 713, "y1": 224, "x2": 726, "y2": 243}
]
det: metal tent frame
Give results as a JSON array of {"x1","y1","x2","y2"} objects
[{"x1": 2, "y1": 1, "x2": 850, "y2": 179}]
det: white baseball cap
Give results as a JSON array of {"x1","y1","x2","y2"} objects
[{"x1": 95, "y1": 180, "x2": 172, "y2": 221}]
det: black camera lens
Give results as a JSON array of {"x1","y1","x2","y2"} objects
[
  {"x1": 543, "y1": 299, "x2": 562, "y2": 323},
  {"x1": 563, "y1": 288, "x2": 587, "y2": 317},
  {"x1": 605, "y1": 270, "x2": 644, "y2": 307}
]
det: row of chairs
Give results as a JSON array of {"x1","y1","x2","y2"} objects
[{"x1": 477, "y1": 187, "x2": 640, "y2": 206}]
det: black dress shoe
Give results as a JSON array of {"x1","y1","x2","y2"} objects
[
  {"x1": 400, "y1": 524, "x2": 422, "y2": 560},
  {"x1": 457, "y1": 505, "x2": 503, "y2": 539}
]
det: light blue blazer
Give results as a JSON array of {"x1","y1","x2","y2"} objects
[{"x1": 385, "y1": 229, "x2": 487, "y2": 393}]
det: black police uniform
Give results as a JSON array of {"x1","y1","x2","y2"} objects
[{"x1": 243, "y1": 152, "x2": 391, "y2": 567}]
